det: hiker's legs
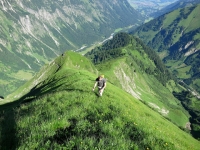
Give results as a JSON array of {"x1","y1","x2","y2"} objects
[{"x1": 99, "y1": 88, "x2": 104, "y2": 96}]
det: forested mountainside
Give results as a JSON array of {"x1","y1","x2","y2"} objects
[
  {"x1": 132, "y1": 4, "x2": 200, "y2": 95},
  {"x1": 1, "y1": 34, "x2": 200, "y2": 148},
  {"x1": 151, "y1": 0, "x2": 200, "y2": 18},
  {"x1": 0, "y1": 0, "x2": 143, "y2": 96}
]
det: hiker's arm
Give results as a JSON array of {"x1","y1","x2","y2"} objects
[
  {"x1": 93, "y1": 82, "x2": 97, "y2": 91},
  {"x1": 103, "y1": 82, "x2": 106, "y2": 89}
]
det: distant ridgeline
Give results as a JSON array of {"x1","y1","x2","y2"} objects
[
  {"x1": 132, "y1": 4, "x2": 200, "y2": 94},
  {"x1": 151, "y1": 0, "x2": 200, "y2": 18},
  {"x1": 86, "y1": 32, "x2": 173, "y2": 86}
]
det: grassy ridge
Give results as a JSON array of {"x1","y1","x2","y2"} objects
[
  {"x1": 0, "y1": 52, "x2": 200, "y2": 149},
  {"x1": 4, "y1": 51, "x2": 97, "y2": 103}
]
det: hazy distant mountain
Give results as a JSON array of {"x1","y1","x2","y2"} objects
[
  {"x1": 127, "y1": 0, "x2": 178, "y2": 19},
  {"x1": 151, "y1": 0, "x2": 200, "y2": 18}
]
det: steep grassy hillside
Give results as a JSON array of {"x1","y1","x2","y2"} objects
[
  {"x1": 4, "y1": 51, "x2": 97, "y2": 103},
  {"x1": 1, "y1": 51, "x2": 200, "y2": 149},
  {"x1": 0, "y1": 0, "x2": 143, "y2": 96},
  {"x1": 86, "y1": 33, "x2": 190, "y2": 128},
  {"x1": 132, "y1": 4, "x2": 200, "y2": 95}
]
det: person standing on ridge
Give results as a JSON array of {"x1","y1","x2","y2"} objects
[{"x1": 93, "y1": 75, "x2": 106, "y2": 96}]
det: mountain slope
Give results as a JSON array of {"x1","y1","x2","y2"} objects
[
  {"x1": 173, "y1": 90, "x2": 200, "y2": 139},
  {"x1": 86, "y1": 33, "x2": 190, "y2": 127},
  {"x1": 0, "y1": 0, "x2": 143, "y2": 96},
  {"x1": 5, "y1": 51, "x2": 98, "y2": 102},
  {"x1": 1, "y1": 51, "x2": 200, "y2": 149},
  {"x1": 132, "y1": 4, "x2": 200, "y2": 95}
]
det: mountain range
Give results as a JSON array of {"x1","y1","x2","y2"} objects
[
  {"x1": 127, "y1": 0, "x2": 178, "y2": 19},
  {"x1": 132, "y1": 4, "x2": 200, "y2": 95},
  {"x1": 151, "y1": 0, "x2": 200, "y2": 18},
  {"x1": 128, "y1": 0, "x2": 200, "y2": 21},
  {"x1": 0, "y1": 0, "x2": 143, "y2": 96}
]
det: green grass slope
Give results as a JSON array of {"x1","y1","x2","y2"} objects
[
  {"x1": 95, "y1": 57, "x2": 190, "y2": 127},
  {"x1": 86, "y1": 33, "x2": 190, "y2": 128},
  {"x1": 0, "y1": 51, "x2": 200, "y2": 149},
  {"x1": 132, "y1": 4, "x2": 200, "y2": 95}
]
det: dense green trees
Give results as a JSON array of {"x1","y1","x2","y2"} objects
[
  {"x1": 133, "y1": 37, "x2": 174, "y2": 85},
  {"x1": 85, "y1": 33, "x2": 130, "y2": 64}
]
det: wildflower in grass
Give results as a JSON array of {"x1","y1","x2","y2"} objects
[{"x1": 99, "y1": 120, "x2": 102, "y2": 123}]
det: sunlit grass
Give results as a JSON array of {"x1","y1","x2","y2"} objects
[
  {"x1": 1, "y1": 79, "x2": 200, "y2": 149},
  {"x1": 1, "y1": 51, "x2": 200, "y2": 149}
]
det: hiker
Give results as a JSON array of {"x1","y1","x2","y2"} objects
[{"x1": 93, "y1": 75, "x2": 106, "y2": 96}]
